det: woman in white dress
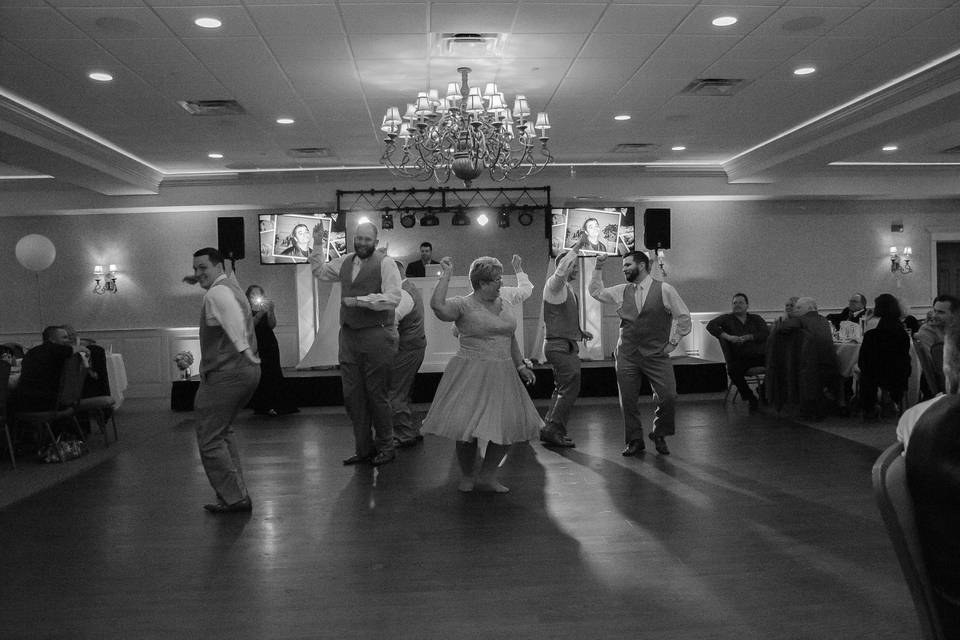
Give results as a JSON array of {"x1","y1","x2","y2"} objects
[{"x1": 422, "y1": 256, "x2": 542, "y2": 493}]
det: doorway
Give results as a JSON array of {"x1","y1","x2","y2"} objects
[{"x1": 937, "y1": 241, "x2": 960, "y2": 297}]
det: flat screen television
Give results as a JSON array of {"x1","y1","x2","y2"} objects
[
  {"x1": 258, "y1": 212, "x2": 343, "y2": 265},
  {"x1": 550, "y1": 206, "x2": 635, "y2": 257}
]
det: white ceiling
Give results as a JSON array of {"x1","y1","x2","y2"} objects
[{"x1": 1, "y1": 0, "x2": 960, "y2": 196}]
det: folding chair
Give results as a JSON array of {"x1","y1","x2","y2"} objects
[{"x1": 13, "y1": 354, "x2": 86, "y2": 463}]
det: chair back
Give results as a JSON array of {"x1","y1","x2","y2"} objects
[
  {"x1": 56, "y1": 354, "x2": 87, "y2": 410},
  {"x1": 872, "y1": 442, "x2": 946, "y2": 640},
  {"x1": 913, "y1": 336, "x2": 945, "y2": 397},
  {"x1": 0, "y1": 360, "x2": 10, "y2": 417}
]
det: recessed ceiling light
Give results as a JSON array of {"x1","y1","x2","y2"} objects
[
  {"x1": 194, "y1": 17, "x2": 222, "y2": 29},
  {"x1": 793, "y1": 66, "x2": 817, "y2": 76},
  {"x1": 276, "y1": 117, "x2": 295, "y2": 125},
  {"x1": 671, "y1": 145, "x2": 686, "y2": 151},
  {"x1": 882, "y1": 145, "x2": 899, "y2": 152},
  {"x1": 613, "y1": 114, "x2": 631, "y2": 121},
  {"x1": 712, "y1": 16, "x2": 738, "y2": 27},
  {"x1": 208, "y1": 152, "x2": 224, "y2": 159},
  {"x1": 88, "y1": 71, "x2": 113, "y2": 82}
]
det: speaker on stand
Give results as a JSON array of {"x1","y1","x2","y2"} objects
[
  {"x1": 643, "y1": 208, "x2": 670, "y2": 277},
  {"x1": 217, "y1": 217, "x2": 246, "y2": 261}
]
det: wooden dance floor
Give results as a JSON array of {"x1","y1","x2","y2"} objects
[{"x1": 0, "y1": 398, "x2": 916, "y2": 639}]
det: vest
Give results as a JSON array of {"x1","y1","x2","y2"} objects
[
  {"x1": 398, "y1": 279, "x2": 426, "y2": 350},
  {"x1": 617, "y1": 278, "x2": 671, "y2": 357},
  {"x1": 543, "y1": 285, "x2": 581, "y2": 342},
  {"x1": 199, "y1": 277, "x2": 258, "y2": 375},
  {"x1": 339, "y1": 251, "x2": 394, "y2": 329}
]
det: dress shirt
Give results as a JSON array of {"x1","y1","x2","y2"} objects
[
  {"x1": 543, "y1": 250, "x2": 578, "y2": 305},
  {"x1": 916, "y1": 322, "x2": 944, "y2": 354},
  {"x1": 203, "y1": 274, "x2": 251, "y2": 353},
  {"x1": 897, "y1": 393, "x2": 948, "y2": 453},
  {"x1": 309, "y1": 250, "x2": 402, "y2": 311},
  {"x1": 395, "y1": 287, "x2": 414, "y2": 324},
  {"x1": 706, "y1": 313, "x2": 769, "y2": 359},
  {"x1": 502, "y1": 271, "x2": 534, "y2": 304},
  {"x1": 588, "y1": 272, "x2": 692, "y2": 344}
]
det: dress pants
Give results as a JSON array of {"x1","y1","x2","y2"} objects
[
  {"x1": 389, "y1": 344, "x2": 425, "y2": 442},
  {"x1": 194, "y1": 365, "x2": 260, "y2": 505},
  {"x1": 340, "y1": 326, "x2": 398, "y2": 457},
  {"x1": 615, "y1": 348, "x2": 676, "y2": 442},
  {"x1": 543, "y1": 339, "x2": 581, "y2": 438},
  {"x1": 727, "y1": 353, "x2": 765, "y2": 401}
]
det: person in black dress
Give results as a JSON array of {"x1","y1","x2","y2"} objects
[
  {"x1": 858, "y1": 292, "x2": 911, "y2": 420},
  {"x1": 245, "y1": 285, "x2": 298, "y2": 416}
]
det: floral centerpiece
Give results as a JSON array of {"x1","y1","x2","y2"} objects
[{"x1": 174, "y1": 350, "x2": 194, "y2": 380}]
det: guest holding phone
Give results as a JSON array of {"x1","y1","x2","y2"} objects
[{"x1": 245, "y1": 285, "x2": 298, "y2": 416}]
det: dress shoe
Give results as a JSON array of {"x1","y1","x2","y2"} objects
[
  {"x1": 540, "y1": 429, "x2": 576, "y2": 448},
  {"x1": 371, "y1": 450, "x2": 396, "y2": 466},
  {"x1": 343, "y1": 453, "x2": 372, "y2": 466},
  {"x1": 621, "y1": 439, "x2": 645, "y2": 456},
  {"x1": 649, "y1": 434, "x2": 670, "y2": 455},
  {"x1": 394, "y1": 435, "x2": 424, "y2": 449},
  {"x1": 203, "y1": 496, "x2": 252, "y2": 513}
]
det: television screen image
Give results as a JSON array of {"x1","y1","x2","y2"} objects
[
  {"x1": 258, "y1": 212, "x2": 334, "y2": 264},
  {"x1": 550, "y1": 207, "x2": 635, "y2": 257}
]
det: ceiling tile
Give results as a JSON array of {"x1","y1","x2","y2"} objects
[
  {"x1": 751, "y1": 5, "x2": 859, "y2": 37},
  {"x1": 246, "y1": 4, "x2": 345, "y2": 36},
  {"x1": 655, "y1": 34, "x2": 741, "y2": 61},
  {"x1": 723, "y1": 35, "x2": 817, "y2": 61},
  {"x1": 594, "y1": 4, "x2": 695, "y2": 35},
  {"x1": 502, "y1": 34, "x2": 585, "y2": 59},
  {"x1": 97, "y1": 37, "x2": 199, "y2": 70},
  {"x1": 579, "y1": 34, "x2": 664, "y2": 60},
  {"x1": 57, "y1": 7, "x2": 174, "y2": 38},
  {"x1": 674, "y1": 4, "x2": 779, "y2": 35},
  {"x1": 340, "y1": 3, "x2": 427, "y2": 34},
  {"x1": 829, "y1": 7, "x2": 942, "y2": 38},
  {"x1": 350, "y1": 34, "x2": 428, "y2": 59},
  {"x1": 151, "y1": 6, "x2": 258, "y2": 38},
  {"x1": 265, "y1": 36, "x2": 352, "y2": 65},
  {"x1": 0, "y1": 7, "x2": 87, "y2": 39},
  {"x1": 513, "y1": 3, "x2": 605, "y2": 34},
  {"x1": 430, "y1": 3, "x2": 517, "y2": 32}
]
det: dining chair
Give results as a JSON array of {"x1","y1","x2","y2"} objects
[
  {"x1": 913, "y1": 336, "x2": 945, "y2": 400},
  {"x1": 0, "y1": 361, "x2": 15, "y2": 468},
  {"x1": 13, "y1": 354, "x2": 87, "y2": 463},
  {"x1": 872, "y1": 442, "x2": 946, "y2": 640},
  {"x1": 723, "y1": 366, "x2": 766, "y2": 404}
]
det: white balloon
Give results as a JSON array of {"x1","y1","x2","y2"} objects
[{"x1": 15, "y1": 234, "x2": 56, "y2": 271}]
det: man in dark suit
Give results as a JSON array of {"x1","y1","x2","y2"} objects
[
  {"x1": 826, "y1": 292, "x2": 868, "y2": 330},
  {"x1": 404, "y1": 242, "x2": 441, "y2": 278},
  {"x1": 906, "y1": 318, "x2": 960, "y2": 637},
  {"x1": 17, "y1": 325, "x2": 77, "y2": 411}
]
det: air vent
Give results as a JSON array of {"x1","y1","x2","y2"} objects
[
  {"x1": 941, "y1": 144, "x2": 960, "y2": 154},
  {"x1": 177, "y1": 100, "x2": 245, "y2": 116},
  {"x1": 681, "y1": 78, "x2": 747, "y2": 96},
  {"x1": 612, "y1": 143, "x2": 658, "y2": 154},
  {"x1": 432, "y1": 32, "x2": 506, "y2": 58},
  {"x1": 287, "y1": 147, "x2": 332, "y2": 158}
]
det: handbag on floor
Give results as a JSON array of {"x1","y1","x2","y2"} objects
[{"x1": 38, "y1": 438, "x2": 88, "y2": 464}]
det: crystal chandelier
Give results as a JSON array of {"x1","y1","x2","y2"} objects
[{"x1": 380, "y1": 67, "x2": 553, "y2": 187}]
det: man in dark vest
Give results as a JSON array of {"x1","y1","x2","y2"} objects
[
  {"x1": 390, "y1": 260, "x2": 427, "y2": 447},
  {"x1": 589, "y1": 251, "x2": 691, "y2": 456},
  {"x1": 540, "y1": 243, "x2": 593, "y2": 447},
  {"x1": 310, "y1": 221, "x2": 402, "y2": 466},
  {"x1": 191, "y1": 248, "x2": 261, "y2": 513}
]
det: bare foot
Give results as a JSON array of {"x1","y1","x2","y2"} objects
[
  {"x1": 475, "y1": 481, "x2": 510, "y2": 494},
  {"x1": 458, "y1": 478, "x2": 475, "y2": 492}
]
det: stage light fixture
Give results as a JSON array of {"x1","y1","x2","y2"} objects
[
  {"x1": 400, "y1": 211, "x2": 416, "y2": 228},
  {"x1": 451, "y1": 209, "x2": 471, "y2": 226},
  {"x1": 497, "y1": 209, "x2": 510, "y2": 228},
  {"x1": 518, "y1": 210, "x2": 534, "y2": 226},
  {"x1": 420, "y1": 212, "x2": 439, "y2": 227},
  {"x1": 381, "y1": 212, "x2": 394, "y2": 229}
]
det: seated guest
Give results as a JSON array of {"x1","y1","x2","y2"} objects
[
  {"x1": 0, "y1": 344, "x2": 15, "y2": 366},
  {"x1": 916, "y1": 294, "x2": 960, "y2": 355},
  {"x1": 826, "y1": 292, "x2": 868, "y2": 330},
  {"x1": 706, "y1": 292, "x2": 769, "y2": 411},
  {"x1": 899, "y1": 300, "x2": 920, "y2": 335},
  {"x1": 897, "y1": 319, "x2": 960, "y2": 451},
  {"x1": 405, "y1": 242, "x2": 441, "y2": 278},
  {"x1": 773, "y1": 297, "x2": 841, "y2": 420},
  {"x1": 858, "y1": 293, "x2": 911, "y2": 421},
  {"x1": 905, "y1": 326, "x2": 960, "y2": 635},
  {"x1": 783, "y1": 296, "x2": 799, "y2": 319},
  {"x1": 17, "y1": 326, "x2": 84, "y2": 411},
  {"x1": 61, "y1": 325, "x2": 109, "y2": 398}
]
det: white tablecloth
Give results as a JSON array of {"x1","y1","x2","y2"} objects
[
  {"x1": 106, "y1": 353, "x2": 127, "y2": 409},
  {"x1": 835, "y1": 340, "x2": 921, "y2": 407}
]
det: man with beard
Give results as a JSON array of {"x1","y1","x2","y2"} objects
[
  {"x1": 589, "y1": 251, "x2": 691, "y2": 456},
  {"x1": 540, "y1": 240, "x2": 593, "y2": 448},
  {"x1": 310, "y1": 222, "x2": 402, "y2": 466}
]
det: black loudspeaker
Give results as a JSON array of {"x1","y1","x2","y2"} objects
[
  {"x1": 643, "y1": 208, "x2": 670, "y2": 250},
  {"x1": 217, "y1": 217, "x2": 245, "y2": 260}
]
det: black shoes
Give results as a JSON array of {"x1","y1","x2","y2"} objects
[
  {"x1": 394, "y1": 435, "x2": 423, "y2": 449},
  {"x1": 622, "y1": 439, "x2": 645, "y2": 456},
  {"x1": 649, "y1": 434, "x2": 670, "y2": 455},
  {"x1": 540, "y1": 429, "x2": 576, "y2": 448},
  {"x1": 371, "y1": 450, "x2": 396, "y2": 466},
  {"x1": 343, "y1": 453, "x2": 372, "y2": 466},
  {"x1": 203, "y1": 496, "x2": 252, "y2": 513}
]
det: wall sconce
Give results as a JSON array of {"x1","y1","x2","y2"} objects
[
  {"x1": 890, "y1": 246, "x2": 913, "y2": 274},
  {"x1": 93, "y1": 264, "x2": 118, "y2": 294}
]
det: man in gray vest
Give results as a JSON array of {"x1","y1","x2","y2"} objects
[
  {"x1": 541, "y1": 243, "x2": 593, "y2": 447},
  {"x1": 589, "y1": 251, "x2": 691, "y2": 456},
  {"x1": 192, "y1": 248, "x2": 261, "y2": 513},
  {"x1": 390, "y1": 260, "x2": 427, "y2": 447},
  {"x1": 310, "y1": 222, "x2": 402, "y2": 466}
]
